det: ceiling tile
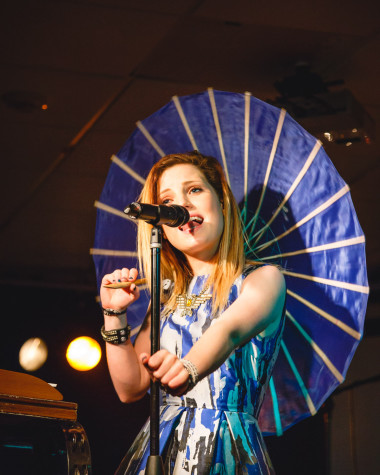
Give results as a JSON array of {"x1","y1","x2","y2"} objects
[{"x1": 195, "y1": 0, "x2": 380, "y2": 36}]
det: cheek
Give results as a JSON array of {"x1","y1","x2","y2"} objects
[{"x1": 162, "y1": 226, "x2": 178, "y2": 245}]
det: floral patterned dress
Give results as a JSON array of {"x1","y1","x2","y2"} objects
[{"x1": 116, "y1": 270, "x2": 285, "y2": 474}]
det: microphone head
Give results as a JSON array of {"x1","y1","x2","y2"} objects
[
  {"x1": 166, "y1": 205, "x2": 190, "y2": 227},
  {"x1": 123, "y1": 202, "x2": 190, "y2": 227}
]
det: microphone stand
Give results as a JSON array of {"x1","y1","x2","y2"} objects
[{"x1": 146, "y1": 225, "x2": 165, "y2": 474}]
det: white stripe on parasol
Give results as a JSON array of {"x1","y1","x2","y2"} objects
[
  {"x1": 136, "y1": 120, "x2": 165, "y2": 157},
  {"x1": 172, "y1": 96, "x2": 198, "y2": 150},
  {"x1": 243, "y1": 92, "x2": 251, "y2": 212},
  {"x1": 131, "y1": 325, "x2": 142, "y2": 338},
  {"x1": 287, "y1": 290, "x2": 361, "y2": 340},
  {"x1": 208, "y1": 88, "x2": 230, "y2": 187},
  {"x1": 252, "y1": 139, "x2": 322, "y2": 244},
  {"x1": 94, "y1": 200, "x2": 133, "y2": 221},
  {"x1": 286, "y1": 310, "x2": 344, "y2": 383},
  {"x1": 90, "y1": 248, "x2": 138, "y2": 257},
  {"x1": 261, "y1": 235, "x2": 366, "y2": 260},
  {"x1": 256, "y1": 185, "x2": 350, "y2": 252},
  {"x1": 111, "y1": 155, "x2": 146, "y2": 185},
  {"x1": 251, "y1": 109, "x2": 286, "y2": 236},
  {"x1": 282, "y1": 270, "x2": 369, "y2": 294}
]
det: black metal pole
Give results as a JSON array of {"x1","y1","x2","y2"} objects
[{"x1": 146, "y1": 226, "x2": 165, "y2": 474}]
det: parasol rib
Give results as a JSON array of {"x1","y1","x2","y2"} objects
[
  {"x1": 269, "y1": 377, "x2": 283, "y2": 436},
  {"x1": 253, "y1": 140, "x2": 322, "y2": 245},
  {"x1": 251, "y1": 109, "x2": 286, "y2": 234},
  {"x1": 172, "y1": 96, "x2": 198, "y2": 150},
  {"x1": 136, "y1": 121, "x2": 165, "y2": 157},
  {"x1": 94, "y1": 200, "x2": 133, "y2": 221},
  {"x1": 208, "y1": 88, "x2": 230, "y2": 187},
  {"x1": 131, "y1": 325, "x2": 142, "y2": 338},
  {"x1": 256, "y1": 184, "x2": 350, "y2": 252},
  {"x1": 111, "y1": 155, "x2": 146, "y2": 185},
  {"x1": 90, "y1": 248, "x2": 138, "y2": 257},
  {"x1": 287, "y1": 289, "x2": 361, "y2": 340},
  {"x1": 280, "y1": 340, "x2": 317, "y2": 415},
  {"x1": 261, "y1": 236, "x2": 366, "y2": 260},
  {"x1": 286, "y1": 310, "x2": 344, "y2": 383},
  {"x1": 282, "y1": 270, "x2": 369, "y2": 294},
  {"x1": 243, "y1": 92, "x2": 251, "y2": 213}
]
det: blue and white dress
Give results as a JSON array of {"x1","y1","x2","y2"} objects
[{"x1": 116, "y1": 270, "x2": 285, "y2": 474}]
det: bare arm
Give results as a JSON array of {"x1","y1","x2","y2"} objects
[
  {"x1": 101, "y1": 268, "x2": 151, "y2": 403},
  {"x1": 145, "y1": 266, "x2": 285, "y2": 393}
]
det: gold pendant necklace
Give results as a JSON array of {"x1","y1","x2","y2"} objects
[{"x1": 176, "y1": 285, "x2": 212, "y2": 317}]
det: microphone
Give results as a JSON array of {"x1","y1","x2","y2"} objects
[{"x1": 124, "y1": 202, "x2": 190, "y2": 227}]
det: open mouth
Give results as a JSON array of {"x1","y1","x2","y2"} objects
[{"x1": 179, "y1": 216, "x2": 203, "y2": 232}]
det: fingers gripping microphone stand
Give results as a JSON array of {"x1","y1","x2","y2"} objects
[{"x1": 146, "y1": 225, "x2": 165, "y2": 474}]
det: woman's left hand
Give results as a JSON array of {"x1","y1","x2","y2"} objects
[{"x1": 140, "y1": 350, "x2": 190, "y2": 396}]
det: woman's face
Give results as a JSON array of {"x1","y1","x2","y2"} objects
[{"x1": 158, "y1": 164, "x2": 224, "y2": 266}]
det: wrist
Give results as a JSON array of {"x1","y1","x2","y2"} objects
[
  {"x1": 180, "y1": 359, "x2": 199, "y2": 391},
  {"x1": 101, "y1": 324, "x2": 131, "y2": 345},
  {"x1": 102, "y1": 306, "x2": 127, "y2": 316},
  {"x1": 104, "y1": 313, "x2": 127, "y2": 330}
]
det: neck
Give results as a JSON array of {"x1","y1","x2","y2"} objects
[{"x1": 186, "y1": 255, "x2": 215, "y2": 276}]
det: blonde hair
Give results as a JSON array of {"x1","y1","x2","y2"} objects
[{"x1": 137, "y1": 151, "x2": 254, "y2": 315}]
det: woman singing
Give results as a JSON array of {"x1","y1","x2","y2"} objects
[{"x1": 100, "y1": 151, "x2": 286, "y2": 474}]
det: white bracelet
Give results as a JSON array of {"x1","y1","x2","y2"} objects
[{"x1": 180, "y1": 359, "x2": 199, "y2": 390}]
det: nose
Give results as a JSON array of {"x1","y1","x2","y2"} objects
[{"x1": 177, "y1": 192, "x2": 193, "y2": 209}]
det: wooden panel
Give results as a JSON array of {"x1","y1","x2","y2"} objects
[
  {"x1": 0, "y1": 369, "x2": 63, "y2": 400},
  {"x1": 0, "y1": 370, "x2": 77, "y2": 420},
  {"x1": 0, "y1": 395, "x2": 77, "y2": 421}
]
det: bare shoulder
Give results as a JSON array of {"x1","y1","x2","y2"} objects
[
  {"x1": 243, "y1": 265, "x2": 285, "y2": 294},
  {"x1": 238, "y1": 265, "x2": 286, "y2": 332}
]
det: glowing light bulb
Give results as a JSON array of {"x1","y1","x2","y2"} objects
[
  {"x1": 19, "y1": 338, "x2": 48, "y2": 371},
  {"x1": 66, "y1": 337, "x2": 102, "y2": 371}
]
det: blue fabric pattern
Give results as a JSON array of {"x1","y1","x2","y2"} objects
[{"x1": 116, "y1": 271, "x2": 285, "y2": 474}]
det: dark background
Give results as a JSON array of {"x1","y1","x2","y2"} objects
[{"x1": 1, "y1": 1, "x2": 379, "y2": 474}]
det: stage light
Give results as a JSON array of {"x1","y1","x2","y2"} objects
[
  {"x1": 66, "y1": 337, "x2": 102, "y2": 371},
  {"x1": 19, "y1": 338, "x2": 48, "y2": 371}
]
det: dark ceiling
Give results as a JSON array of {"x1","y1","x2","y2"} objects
[{"x1": 1, "y1": 0, "x2": 379, "y2": 303}]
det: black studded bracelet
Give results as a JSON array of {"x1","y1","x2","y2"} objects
[{"x1": 100, "y1": 325, "x2": 131, "y2": 344}]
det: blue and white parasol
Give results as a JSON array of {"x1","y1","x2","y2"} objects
[{"x1": 92, "y1": 89, "x2": 369, "y2": 436}]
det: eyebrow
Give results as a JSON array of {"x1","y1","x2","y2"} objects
[{"x1": 159, "y1": 180, "x2": 204, "y2": 196}]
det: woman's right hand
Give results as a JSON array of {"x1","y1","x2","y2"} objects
[{"x1": 100, "y1": 267, "x2": 141, "y2": 311}]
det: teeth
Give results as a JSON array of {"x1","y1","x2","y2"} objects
[
  {"x1": 190, "y1": 216, "x2": 203, "y2": 223},
  {"x1": 179, "y1": 216, "x2": 203, "y2": 231}
]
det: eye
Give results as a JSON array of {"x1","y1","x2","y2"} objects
[
  {"x1": 161, "y1": 198, "x2": 172, "y2": 205},
  {"x1": 189, "y1": 187, "x2": 202, "y2": 194}
]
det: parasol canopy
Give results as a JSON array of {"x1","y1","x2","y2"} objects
[{"x1": 92, "y1": 89, "x2": 368, "y2": 436}]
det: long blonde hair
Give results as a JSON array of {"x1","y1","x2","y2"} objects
[{"x1": 137, "y1": 151, "x2": 250, "y2": 315}]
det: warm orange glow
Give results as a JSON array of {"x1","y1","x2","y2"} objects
[
  {"x1": 41, "y1": 104, "x2": 48, "y2": 110},
  {"x1": 19, "y1": 338, "x2": 48, "y2": 371},
  {"x1": 66, "y1": 337, "x2": 102, "y2": 371}
]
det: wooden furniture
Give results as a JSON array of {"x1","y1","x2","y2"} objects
[{"x1": 0, "y1": 370, "x2": 92, "y2": 474}]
